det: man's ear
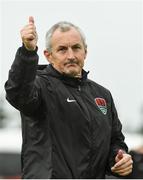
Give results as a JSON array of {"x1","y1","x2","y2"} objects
[{"x1": 44, "y1": 50, "x2": 53, "y2": 64}]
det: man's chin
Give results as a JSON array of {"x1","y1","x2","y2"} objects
[{"x1": 63, "y1": 68, "x2": 81, "y2": 78}]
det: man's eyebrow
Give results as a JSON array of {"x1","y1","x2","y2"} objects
[
  {"x1": 72, "y1": 44, "x2": 82, "y2": 47},
  {"x1": 57, "y1": 45, "x2": 67, "y2": 49},
  {"x1": 56, "y1": 43, "x2": 82, "y2": 49}
]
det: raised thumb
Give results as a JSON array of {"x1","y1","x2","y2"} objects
[{"x1": 29, "y1": 16, "x2": 34, "y2": 24}]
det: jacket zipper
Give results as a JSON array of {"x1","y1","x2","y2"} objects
[{"x1": 78, "y1": 85, "x2": 81, "y2": 91}]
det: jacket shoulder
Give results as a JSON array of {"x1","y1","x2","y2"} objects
[{"x1": 87, "y1": 79, "x2": 111, "y2": 95}]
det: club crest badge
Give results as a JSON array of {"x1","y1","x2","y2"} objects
[{"x1": 95, "y1": 98, "x2": 107, "y2": 115}]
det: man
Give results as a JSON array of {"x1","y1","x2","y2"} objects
[{"x1": 5, "y1": 16, "x2": 133, "y2": 178}]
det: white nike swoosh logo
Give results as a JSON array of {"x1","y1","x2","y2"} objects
[{"x1": 67, "y1": 97, "x2": 76, "y2": 102}]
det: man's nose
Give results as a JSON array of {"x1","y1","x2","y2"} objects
[{"x1": 67, "y1": 48, "x2": 75, "y2": 59}]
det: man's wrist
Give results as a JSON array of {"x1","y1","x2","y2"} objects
[
  {"x1": 23, "y1": 43, "x2": 36, "y2": 51},
  {"x1": 21, "y1": 43, "x2": 38, "y2": 57}
]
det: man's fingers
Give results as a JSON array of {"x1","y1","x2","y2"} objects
[
  {"x1": 111, "y1": 153, "x2": 133, "y2": 176},
  {"x1": 114, "y1": 154, "x2": 132, "y2": 168},
  {"x1": 112, "y1": 164, "x2": 132, "y2": 173},
  {"x1": 112, "y1": 165, "x2": 133, "y2": 176},
  {"x1": 111, "y1": 159, "x2": 133, "y2": 171},
  {"x1": 29, "y1": 16, "x2": 34, "y2": 24},
  {"x1": 113, "y1": 169, "x2": 132, "y2": 176}
]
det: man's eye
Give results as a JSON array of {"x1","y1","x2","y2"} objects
[
  {"x1": 72, "y1": 46, "x2": 81, "y2": 50},
  {"x1": 58, "y1": 47, "x2": 67, "y2": 52}
]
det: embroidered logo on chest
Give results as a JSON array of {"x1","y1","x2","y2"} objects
[{"x1": 95, "y1": 98, "x2": 107, "y2": 115}]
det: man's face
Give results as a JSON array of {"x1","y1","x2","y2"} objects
[{"x1": 44, "y1": 27, "x2": 87, "y2": 78}]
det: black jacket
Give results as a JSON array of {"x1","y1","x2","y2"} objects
[{"x1": 5, "y1": 46, "x2": 128, "y2": 179}]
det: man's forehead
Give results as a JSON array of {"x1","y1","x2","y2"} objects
[
  {"x1": 51, "y1": 28, "x2": 83, "y2": 46},
  {"x1": 52, "y1": 27, "x2": 81, "y2": 40}
]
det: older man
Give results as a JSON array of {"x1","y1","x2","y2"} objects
[{"x1": 5, "y1": 16, "x2": 133, "y2": 178}]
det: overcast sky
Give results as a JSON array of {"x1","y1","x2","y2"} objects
[{"x1": 0, "y1": 0, "x2": 143, "y2": 131}]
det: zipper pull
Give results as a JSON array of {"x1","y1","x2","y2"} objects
[{"x1": 78, "y1": 85, "x2": 81, "y2": 91}]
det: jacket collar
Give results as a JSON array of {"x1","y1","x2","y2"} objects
[{"x1": 38, "y1": 64, "x2": 89, "y2": 87}]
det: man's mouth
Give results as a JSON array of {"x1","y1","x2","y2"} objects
[
  {"x1": 65, "y1": 63, "x2": 77, "y2": 67},
  {"x1": 64, "y1": 61, "x2": 78, "y2": 66}
]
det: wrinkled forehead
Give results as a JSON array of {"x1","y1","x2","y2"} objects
[
  {"x1": 52, "y1": 26, "x2": 81, "y2": 38},
  {"x1": 51, "y1": 27, "x2": 83, "y2": 46}
]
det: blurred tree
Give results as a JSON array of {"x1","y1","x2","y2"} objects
[
  {"x1": 0, "y1": 98, "x2": 7, "y2": 128},
  {"x1": 139, "y1": 103, "x2": 143, "y2": 134}
]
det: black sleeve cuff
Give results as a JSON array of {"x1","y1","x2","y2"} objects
[
  {"x1": 16, "y1": 44, "x2": 39, "y2": 64},
  {"x1": 20, "y1": 43, "x2": 38, "y2": 56}
]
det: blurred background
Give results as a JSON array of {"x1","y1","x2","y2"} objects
[{"x1": 0, "y1": 0, "x2": 143, "y2": 178}]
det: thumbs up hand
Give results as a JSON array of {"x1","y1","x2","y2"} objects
[
  {"x1": 111, "y1": 149, "x2": 133, "y2": 176},
  {"x1": 20, "y1": 16, "x2": 38, "y2": 51}
]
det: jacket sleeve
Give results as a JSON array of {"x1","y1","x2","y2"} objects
[
  {"x1": 4, "y1": 45, "x2": 41, "y2": 115},
  {"x1": 106, "y1": 92, "x2": 128, "y2": 175}
]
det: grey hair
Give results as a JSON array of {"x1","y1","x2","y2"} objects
[{"x1": 45, "y1": 21, "x2": 87, "y2": 52}]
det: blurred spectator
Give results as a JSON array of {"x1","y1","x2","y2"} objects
[
  {"x1": 0, "y1": 152, "x2": 21, "y2": 179},
  {"x1": 127, "y1": 146, "x2": 143, "y2": 178}
]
